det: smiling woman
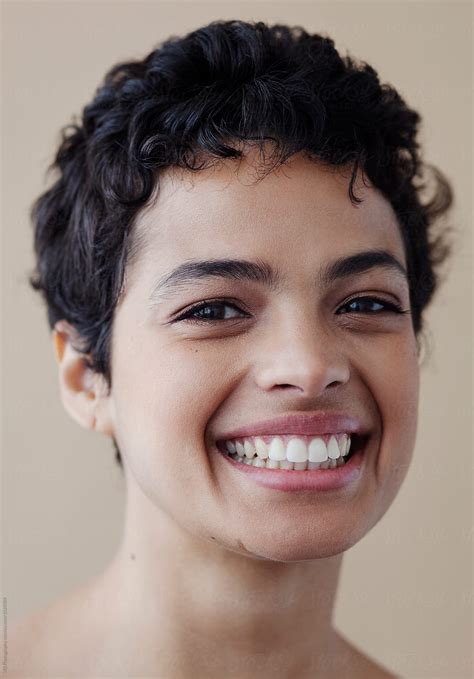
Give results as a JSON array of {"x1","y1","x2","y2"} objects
[{"x1": 9, "y1": 18, "x2": 454, "y2": 679}]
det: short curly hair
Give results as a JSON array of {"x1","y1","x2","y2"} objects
[{"x1": 29, "y1": 19, "x2": 453, "y2": 466}]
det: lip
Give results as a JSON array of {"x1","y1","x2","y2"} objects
[
  {"x1": 215, "y1": 411, "x2": 369, "y2": 441},
  {"x1": 217, "y1": 440, "x2": 368, "y2": 492}
]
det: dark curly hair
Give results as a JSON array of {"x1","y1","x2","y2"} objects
[{"x1": 29, "y1": 19, "x2": 453, "y2": 467}]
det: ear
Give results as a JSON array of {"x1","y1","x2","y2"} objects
[{"x1": 52, "y1": 320, "x2": 114, "y2": 437}]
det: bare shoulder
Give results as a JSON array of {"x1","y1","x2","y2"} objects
[
  {"x1": 6, "y1": 602, "x2": 62, "y2": 677},
  {"x1": 5, "y1": 580, "x2": 106, "y2": 678},
  {"x1": 334, "y1": 631, "x2": 399, "y2": 679}
]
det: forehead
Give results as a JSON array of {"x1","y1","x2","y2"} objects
[{"x1": 130, "y1": 152, "x2": 405, "y2": 282}]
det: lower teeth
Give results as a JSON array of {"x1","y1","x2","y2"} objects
[{"x1": 226, "y1": 453, "x2": 349, "y2": 470}]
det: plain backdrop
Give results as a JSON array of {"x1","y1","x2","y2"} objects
[{"x1": 1, "y1": 1, "x2": 472, "y2": 677}]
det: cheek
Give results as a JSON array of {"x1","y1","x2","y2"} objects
[
  {"x1": 109, "y1": 329, "x2": 247, "y2": 540},
  {"x1": 364, "y1": 334, "x2": 420, "y2": 499},
  {"x1": 110, "y1": 330, "x2": 237, "y2": 468}
]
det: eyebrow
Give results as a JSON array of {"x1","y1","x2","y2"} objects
[{"x1": 149, "y1": 249, "x2": 408, "y2": 304}]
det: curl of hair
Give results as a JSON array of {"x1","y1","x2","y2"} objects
[{"x1": 29, "y1": 20, "x2": 454, "y2": 467}]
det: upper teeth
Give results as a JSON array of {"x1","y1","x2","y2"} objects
[{"x1": 223, "y1": 434, "x2": 351, "y2": 463}]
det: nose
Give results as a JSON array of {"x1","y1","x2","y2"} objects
[{"x1": 253, "y1": 307, "x2": 350, "y2": 397}]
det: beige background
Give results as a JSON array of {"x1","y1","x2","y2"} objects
[{"x1": 2, "y1": 1, "x2": 472, "y2": 677}]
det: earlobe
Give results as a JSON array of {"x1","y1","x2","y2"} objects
[
  {"x1": 52, "y1": 320, "x2": 114, "y2": 437},
  {"x1": 53, "y1": 329, "x2": 66, "y2": 363}
]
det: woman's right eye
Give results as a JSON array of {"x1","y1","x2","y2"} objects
[{"x1": 174, "y1": 300, "x2": 248, "y2": 324}]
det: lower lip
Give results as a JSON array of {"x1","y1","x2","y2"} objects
[{"x1": 218, "y1": 445, "x2": 366, "y2": 492}]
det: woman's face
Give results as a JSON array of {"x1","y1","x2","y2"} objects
[{"x1": 106, "y1": 153, "x2": 420, "y2": 561}]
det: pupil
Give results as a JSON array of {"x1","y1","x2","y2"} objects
[
  {"x1": 351, "y1": 300, "x2": 381, "y2": 312},
  {"x1": 200, "y1": 305, "x2": 217, "y2": 318}
]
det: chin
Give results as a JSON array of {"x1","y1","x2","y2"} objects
[{"x1": 224, "y1": 518, "x2": 373, "y2": 562}]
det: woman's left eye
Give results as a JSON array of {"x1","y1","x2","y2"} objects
[
  {"x1": 337, "y1": 297, "x2": 408, "y2": 315},
  {"x1": 175, "y1": 300, "x2": 248, "y2": 324}
]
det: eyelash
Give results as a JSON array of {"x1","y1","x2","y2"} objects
[{"x1": 174, "y1": 297, "x2": 410, "y2": 324}]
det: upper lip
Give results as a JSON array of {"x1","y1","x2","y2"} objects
[{"x1": 216, "y1": 412, "x2": 370, "y2": 441}]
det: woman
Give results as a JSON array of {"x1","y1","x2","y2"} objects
[{"x1": 9, "y1": 20, "x2": 453, "y2": 678}]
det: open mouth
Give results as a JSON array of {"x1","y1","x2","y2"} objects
[{"x1": 215, "y1": 433, "x2": 367, "y2": 472}]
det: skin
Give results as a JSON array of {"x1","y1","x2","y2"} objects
[{"x1": 8, "y1": 150, "x2": 419, "y2": 678}]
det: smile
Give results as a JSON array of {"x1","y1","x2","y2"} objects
[
  {"x1": 215, "y1": 433, "x2": 368, "y2": 492},
  {"x1": 216, "y1": 433, "x2": 360, "y2": 471}
]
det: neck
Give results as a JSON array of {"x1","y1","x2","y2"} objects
[{"x1": 103, "y1": 476, "x2": 345, "y2": 677}]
